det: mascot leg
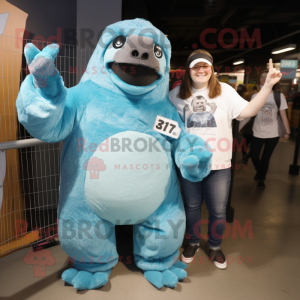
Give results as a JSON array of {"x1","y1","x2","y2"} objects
[
  {"x1": 59, "y1": 205, "x2": 118, "y2": 290},
  {"x1": 133, "y1": 181, "x2": 188, "y2": 289}
]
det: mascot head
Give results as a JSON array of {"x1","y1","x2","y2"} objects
[{"x1": 81, "y1": 19, "x2": 171, "y2": 99}]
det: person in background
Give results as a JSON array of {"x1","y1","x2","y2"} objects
[
  {"x1": 250, "y1": 70, "x2": 291, "y2": 189},
  {"x1": 250, "y1": 84, "x2": 259, "y2": 94},
  {"x1": 237, "y1": 84, "x2": 252, "y2": 164},
  {"x1": 252, "y1": 84, "x2": 259, "y2": 92},
  {"x1": 169, "y1": 49, "x2": 282, "y2": 269},
  {"x1": 228, "y1": 82, "x2": 237, "y2": 90},
  {"x1": 239, "y1": 84, "x2": 261, "y2": 163},
  {"x1": 237, "y1": 84, "x2": 248, "y2": 98}
]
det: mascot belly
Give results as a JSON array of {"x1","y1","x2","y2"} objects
[
  {"x1": 85, "y1": 131, "x2": 170, "y2": 225},
  {"x1": 16, "y1": 18, "x2": 212, "y2": 290}
]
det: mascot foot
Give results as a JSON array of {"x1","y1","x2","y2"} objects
[
  {"x1": 144, "y1": 261, "x2": 187, "y2": 289},
  {"x1": 62, "y1": 268, "x2": 111, "y2": 290}
]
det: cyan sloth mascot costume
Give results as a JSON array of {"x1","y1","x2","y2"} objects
[{"x1": 16, "y1": 19, "x2": 212, "y2": 290}]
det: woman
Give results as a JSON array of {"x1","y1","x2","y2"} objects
[
  {"x1": 237, "y1": 84, "x2": 248, "y2": 98},
  {"x1": 169, "y1": 49, "x2": 282, "y2": 269},
  {"x1": 250, "y1": 71, "x2": 290, "y2": 189}
]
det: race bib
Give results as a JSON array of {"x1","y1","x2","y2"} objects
[{"x1": 153, "y1": 116, "x2": 181, "y2": 139}]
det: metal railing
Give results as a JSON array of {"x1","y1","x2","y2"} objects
[{"x1": 0, "y1": 35, "x2": 92, "y2": 256}]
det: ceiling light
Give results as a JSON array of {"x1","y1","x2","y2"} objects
[
  {"x1": 271, "y1": 44, "x2": 296, "y2": 54},
  {"x1": 233, "y1": 59, "x2": 244, "y2": 65}
]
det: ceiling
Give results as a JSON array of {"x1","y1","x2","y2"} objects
[{"x1": 122, "y1": 0, "x2": 300, "y2": 69}]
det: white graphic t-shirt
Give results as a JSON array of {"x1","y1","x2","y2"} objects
[
  {"x1": 251, "y1": 92, "x2": 288, "y2": 138},
  {"x1": 169, "y1": 82, "x2": 249, "y2": 170}
]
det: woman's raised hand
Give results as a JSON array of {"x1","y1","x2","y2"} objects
[{"x1": 265, "y1": 58, "x2": 282, "y2": 88}]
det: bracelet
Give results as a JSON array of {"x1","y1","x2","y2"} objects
[{"x1": 285, "y1": 133, "x2": 290, "y2": 135}]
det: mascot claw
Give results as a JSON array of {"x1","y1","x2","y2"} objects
[
  {"x1": 144, "y1": 261, "x2": 187, "y2": 289},
  {"x1": 62, "y1": 268, "x2": 111, "y2": 290}
]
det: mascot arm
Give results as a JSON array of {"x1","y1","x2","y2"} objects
[
  {"x1": 16, "y1": 43, "x2": 76, "y2": 143},
  {"x1": 168, "y1": 109, "x2": 212, "y2": 182}
]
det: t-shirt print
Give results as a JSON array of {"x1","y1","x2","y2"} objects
[
  {"x1": 187, "y1": 111, "x2": 217, "y2": 128},
  {"x1": 257, "y1": 103, "x2": 275, "y2": 126},
  {"x1": 251, "y1": 92, "x2": 288, "y2": 139},
  {"x1": 169, "y1": 82, "x2": 249, "y2": 170},
  {"x1": 184, "y1": 95, "x2": 217, "y2": 132}
]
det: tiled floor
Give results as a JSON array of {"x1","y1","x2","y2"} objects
[{"x1": 0, "y1": 139, "x2": 300, "y2": 300}]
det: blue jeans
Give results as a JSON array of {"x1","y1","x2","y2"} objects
[{"x1": 177, "y1": 167, "x2": 231, "y2": 248}]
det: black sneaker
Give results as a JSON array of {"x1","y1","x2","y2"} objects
[
  {"x1": 181, "y1": 244, "x2": 199, "y2": 263},
  {"x1": 257, "y1": 180, "x2": 265, "y2": 189},
  {"x1": 207, "y1": 249, "x2": 227, "y2": 269}
]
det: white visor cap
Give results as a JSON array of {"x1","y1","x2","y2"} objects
[{"x1": 189, "y1": 58, "x2": 212, "y2": 68}]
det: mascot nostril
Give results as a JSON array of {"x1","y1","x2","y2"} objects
[
  {"x1": 141, "y1": 53, "x2": 149, "y2": 60},
  {"x1": 131, "y1": 50, "x2": 139, "y2": 57}
]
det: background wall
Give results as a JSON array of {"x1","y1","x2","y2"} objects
[
  {"x1": 76, "y1": 0, "x2": 122, "y2": 83},
  {"x1": 7, "y1": 0, "x2": 77, "y2": 45},
  {"x1": 2, "y1": 0, "x2": 121, "y2": 235}
]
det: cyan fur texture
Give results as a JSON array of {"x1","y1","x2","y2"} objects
[{"x1": 16, "y1": 18, "x2": 212, "y2": 290}]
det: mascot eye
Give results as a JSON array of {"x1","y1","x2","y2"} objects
[
  {"x1": 113, "y1": 36, "x2": 126, "y2": 49},
  {"x1": 154, "y1": 45, "x2": 163, "y2": 58}
]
